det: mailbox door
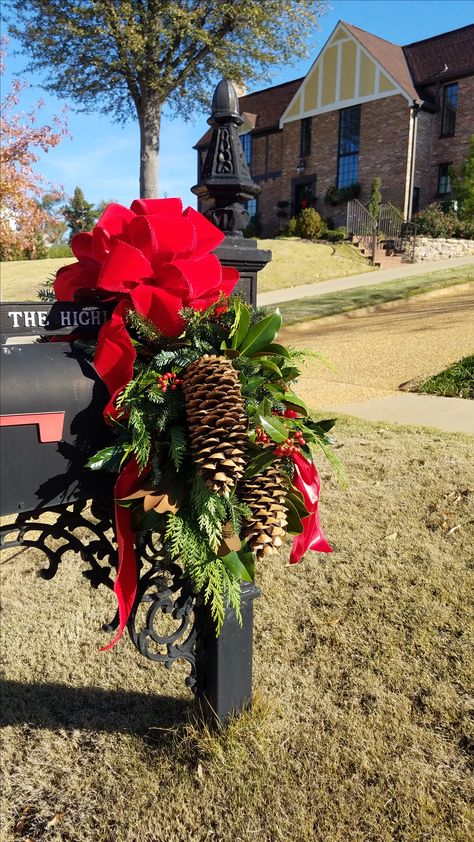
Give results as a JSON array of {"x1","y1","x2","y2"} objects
[{"x1": 0, "y1": 342, "x2": 113, "y2": 516}]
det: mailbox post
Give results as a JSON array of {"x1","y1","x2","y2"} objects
[{"x1": 0, "y1": 80, "x2": 271, "y2": 728}]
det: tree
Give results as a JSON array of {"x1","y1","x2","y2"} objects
[
  {"x1": 7, "y1": 1, "x2": 325, "y2": 198},
  {"x1": 451, "y1": 135, "x2": 474, "y2": 222},
  {"x1": 367, "y1": 176, "x2": 382, "y2": 220},
  {"x1": 62, "y1": 186, "x2": 99, "y2": 241},
  {"x1": 0, "y1": 42, "x2": 67, "y2": 260}
]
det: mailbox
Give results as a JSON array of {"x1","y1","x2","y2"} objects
[{"x1": 1, "y1": 304, "x2": 114, "y2": 517}]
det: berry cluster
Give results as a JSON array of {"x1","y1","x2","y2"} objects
[
  {"x1": 273, "y1": 431, "x2": 306, "y2": 458},
  {"x1": 157, "y1": 372, "x2": 183, "y2": 392},
  {"x1": 273, "y1": 408, "x2": 300, "y2": 419},
  {"x1": 255, "y1": 426, "x2": 271, "y2": 445}
]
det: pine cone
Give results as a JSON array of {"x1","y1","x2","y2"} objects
[
  {"x1": 239, "y1": 463, "x2": 288, "y2": 560},
  {"x1": 182, "y1": 355, "x2": 247, "y2": 494}
]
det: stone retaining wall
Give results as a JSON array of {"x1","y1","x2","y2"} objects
[{"x1": 411, "y1": 236, "x2": 474, "y2": 262}]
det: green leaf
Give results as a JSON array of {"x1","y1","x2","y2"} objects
[
  {"x1": 286, "y1": 488, "x2": 310, "y2": 519},
  {"x1": 253, "y1": 343, "x2": 291, "y2": 359},
  {"x1": 221, "y1": 550, "x2": 253, "y2": 582},
  {"x1": 244, "y1": 447, "x2": 276, "y2": 479},
  {"x1": 257, "y1": 414, "x2": 288, "y2": 443},
  {"x1": 266, "y1": 385, "x2": 308, "y2": 416},
  {"x1": 85, "y1": 445, "x2": 125, "y2": 472},
  {"x1": 237, "y1": 310, "x2": 282, "y2": 356},
  {"x1": 259, "y1": 358, "x2": 282, "y2": 377},
  {"x1": 131, "y1": 507, "x2": 163, "y2": 533},
  {"x1": 285, "y1": 497, "x2": 305, "y2": 535},
  {"x1": 256, "y1": 397, "x2": 273, "y2": 417},
  {"x1": 280, "y1": 366, "x2": 301, "y2": 382},
  {"x1": 231, "y1": 299, "x2": 252, "y2": 349}
]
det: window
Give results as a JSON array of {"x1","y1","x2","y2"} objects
[
  {"x1": 441, "y1": 83, "x2": 458, "y2": 137},
  {"x1": 240, "y1": 133, "x2": 252, "y2": 168},
  {"x1": 437, "y1": 163, "x2": 452, "y2": 196},
  {"x1": 245, "y1": 198, "x2": 257, "y2": 219},
  {"x1": 300, "y1": 117, "x2": 312, "y2": 157},
  {"x1": 337, "y1": 106, "x2": 360, "y2": 188}
]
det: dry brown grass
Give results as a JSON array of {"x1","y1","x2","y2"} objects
[{"x1": 1, "y1": 417, "x2": 473, "y2": 842}]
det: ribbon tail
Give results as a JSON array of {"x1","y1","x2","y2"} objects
[{"x1": 99, "y1": 457, "x2": 142, "y2": 651}]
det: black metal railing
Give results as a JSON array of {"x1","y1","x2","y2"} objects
[
  {"x1": 346, "y1": 199, "x2": 378, "y2": 264},
  {"x1": 378, "y1": 202, "x2": 417, "y2": 262}
]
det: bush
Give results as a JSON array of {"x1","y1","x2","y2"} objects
[
  {"x1": 325, "y1": 227, "x2": 346, "y2": 243},
  {"x1": 244, "y1": 212, "x2": 263, "y2": 238},
  {"x1": 47, "y1": 243, "x2": 73, "y2": 258},
  {"x1": 297, "y1": 207, "x2": 323, "y2": 240},
  {"x1": 412, "y1": 204, "x2": 474, "y2": 239},
  {"x1": 324, "y1": 183, "x2": 361, "y2": 206},
  {"x1": 283, "y1": 216, "x2": 299, "y2": 237},
  {"x1": 413, "y1": 203, "x2": 458, "y2": 237}
]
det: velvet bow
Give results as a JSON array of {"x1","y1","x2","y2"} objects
[{"x1": 290, "y1": 450, "x2": 333, "y2": 563}]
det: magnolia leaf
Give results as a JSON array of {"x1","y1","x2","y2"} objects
[
  {"x1": 238, "y1": 310, "x2": 282, "y2": 357},
  {"x1": 131, "y1": 507, "x2": 163, "y2": 533},
  {"x1": 231, "y1": 299, "x2": 252, "y2": 349},
  {"x1": 286, "y1": 488, "x2": 310, "y2": 519},
  {"x1": 259, "y1": 358, "x2": 282, "y2": 377},
  {"x1": 258, "y1": 413, "x2": 288, "y2": 442},
  {"x1": 86, "y1": 445, "x2": 125, "y2": 472},
  {"x1": 253, "y1": 342, "x2": 291, "y2": 359},
  {"x1": 222, "y1": 550, "x2": 253, "y2": 582},
  {"x1": 285, "y1": 497, "x2": 305, "y2": 535}
]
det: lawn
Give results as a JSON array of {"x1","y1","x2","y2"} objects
[
  {"x1": 1, "y1": 416, "x2": 472, "y2": 842},
  {"x1": 256, "y1": 237, "x2": 373, "y2": 291},
  {"x1": 272, "y1": 264, "x2": 474, "y2": 325},
  {"x1": 0, "y1": 240, "x2": 372, "y2": 302},
  {"x1": 417, "y1": 355, "x2": 474, "y2": 399}
]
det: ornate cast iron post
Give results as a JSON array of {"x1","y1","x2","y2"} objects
[
  {"x1": 192, "y1": 79, "x2": 271, "y2": 307},
  {"x1": 191, "y1": 79, "x2": 271, "y2": 726}
]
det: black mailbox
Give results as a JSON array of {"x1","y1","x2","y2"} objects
[{"x1": 1, "y1": 304, "x2": 113, "y2": 517}]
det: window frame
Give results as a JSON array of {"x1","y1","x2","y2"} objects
[
  {"x1": 240, "y1": 132, "x2": 253, "y2": 169},
  {"x1": 437, "y1": 162, "x2": 452, "y2": 197},
  {"x1": 337, "y1": 105, "x2": 361, "y2": 189},
  {"x1": 300, "y1": 117, "x2": 312, "y2": 157},
  {"x1": 440, "y1": 83, "x2": 458, "y2": 138}
]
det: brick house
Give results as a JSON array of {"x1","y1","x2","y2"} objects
[{"x1": 194, "y1": 20, "x2": 474, "y2": 236}]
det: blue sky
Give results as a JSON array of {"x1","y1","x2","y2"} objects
[{"x1": 4, "y1": 0, "x2": 473, "y2": 211}]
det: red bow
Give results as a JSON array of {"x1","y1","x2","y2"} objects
[
  {"x1": 55, "y1": 199, "x2": 240, "y2": 649},
  {"x1": 290, "y1": 450, "x2": 333, "y2": 563}
]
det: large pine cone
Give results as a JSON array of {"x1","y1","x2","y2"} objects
[
  {"x1": 182, "y1": 355, "x2": 247, "y2": 494},
  {"x1": 239, "y1": 463, "x2": 288, "y2": 560}
]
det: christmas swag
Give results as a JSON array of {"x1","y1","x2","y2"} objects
[{"x1": 54, "y1": 198, "x2": 335, "y2": 649}]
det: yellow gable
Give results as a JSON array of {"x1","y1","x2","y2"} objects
[{"x1": 280, "y1": 21, "x2": 409, "y2": 126}]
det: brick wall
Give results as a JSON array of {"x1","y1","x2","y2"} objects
[
  {"x1": 358, "y1": 95, "x2": 411, "y2": 213},
  {"x1": 424, "y1": 76, "x2": 474, "y2": 205}
]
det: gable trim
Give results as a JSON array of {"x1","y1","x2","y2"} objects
[{"x1": 280, "y1": 20, "x2": 414, "y2": 127}]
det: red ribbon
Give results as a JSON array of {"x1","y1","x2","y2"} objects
[
  {"x1": 54, "y1": 199, "x2": 240, "y2": 649},
  {"x1": 289, "y1": 450, "x2": 333, "y2": 564}
]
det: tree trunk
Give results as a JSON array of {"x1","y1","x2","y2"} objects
[{"x1": 138, "y1": 100, "x2": 162, "y2": 198}]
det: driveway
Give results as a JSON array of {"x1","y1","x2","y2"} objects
[{"x1": 279, "y1": 282, "x2": 474, "y2": 409}]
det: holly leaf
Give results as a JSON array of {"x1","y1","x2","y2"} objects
[
  {"x1": 244, "y1": 447, "x2": 276, "y2": 479},
  {"x1": 258, "y1": 357, "x2": 282, "y2": 377},
  {"x1": 237, "y1": 310, "x2": 282, "y2": 356},
  {"x1": 280, "y1": 366, "x2": 301, "y2": 382},
  {"x1": 131, "y1": 507, "x2": 163, "y2": 533},
  {"x1": 257, "y1": 414, "x2": 288, "y2": 443}
]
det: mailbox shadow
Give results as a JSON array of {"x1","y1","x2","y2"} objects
[{"x1": 0, "y1": 679, "x2": 193, "y2": 743}]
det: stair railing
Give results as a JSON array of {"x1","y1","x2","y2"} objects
[
  {"x1": 346, "y1": 199, "x2": 378, "y2": 264},
  {"x1": 378, "y1": 202, "x2": 418, "y2": 261}
]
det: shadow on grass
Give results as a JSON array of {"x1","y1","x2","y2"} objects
[{"x1": 0, "y1": 679, "x2": 193, "y2": 741}]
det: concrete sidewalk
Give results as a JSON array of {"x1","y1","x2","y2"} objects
[
  {"x1": 323, "y1": 393, "x2": 474, "y2": 435},
  {"x1": 257, "y1": 254, "x2": 474, "y2": 307}
]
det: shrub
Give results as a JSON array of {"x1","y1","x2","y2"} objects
[
  {"x1": 367, "y1": 176, "x2": 382, "y2": 219},
  {"x1": 324, "y1": 183, "x2": 361, "y2": 206},
  {"x1": 413, "y1": 203, "x2": 458, "y2": 237},
  {"x1": 325, "y1": 227, "x2": 346, "y2": 243},
  {"x1": 244, "y1": 212, "x2": 263, "y2": 238},
  {"x1": 283, "y1": 216, "x2": 299, "y2": 237},
  {"x1": 297, "y1": 207, "x2": 323, "y2": 240},
  {"x1": 47, "y1": 243, "x2": 73, "y2": 258}
]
